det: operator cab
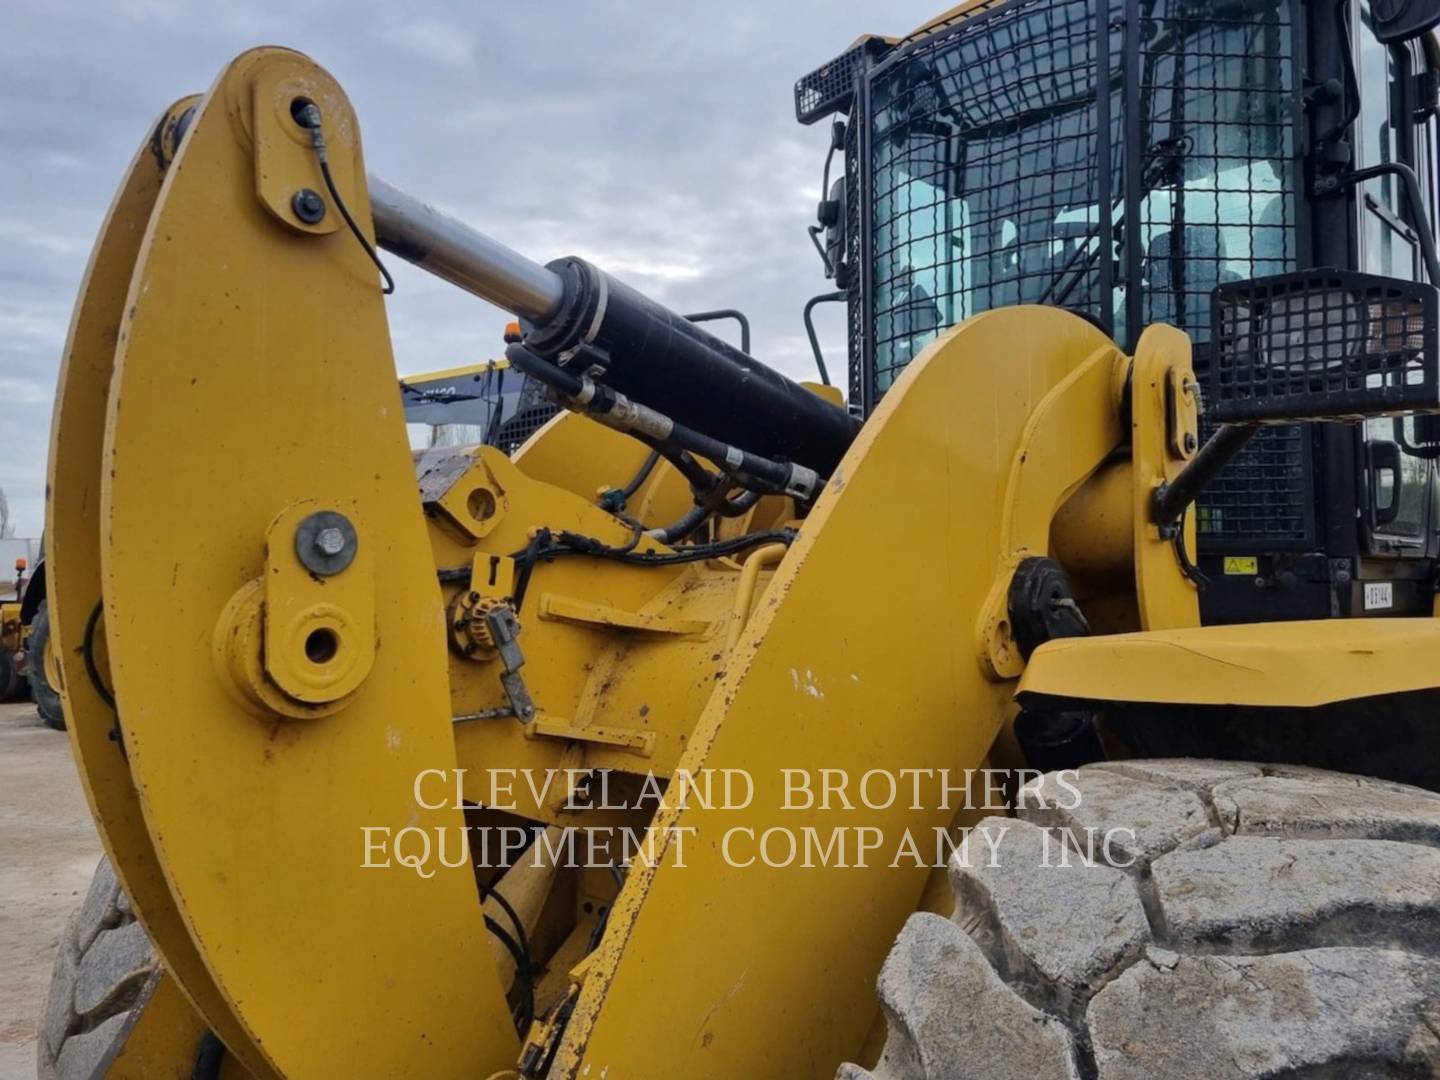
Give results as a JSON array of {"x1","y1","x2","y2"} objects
[{"x1": 797, "y1": 0, "x2": 1440, "y2": 626}]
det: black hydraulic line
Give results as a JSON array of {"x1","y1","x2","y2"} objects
[
  {"x1": 598, "y1": 448, "x2": 663, "y2": 515},
  {"x1": 1151, "y1": 423, "x2": 1261, "y2": 527},
  {"x1": 318, "y1": 157, "x2": 396, "y2": 295},
  {"x1": 632, "y1": 434, "x2": 725, "y2": 494},
  {"x1": 718, "y1": 488, "x2": 763, "y2": 517},
  {"x1": 684, "y1": 309, "x2": 751, "y2": 354},
  {"x1": 482, "y1": 916, "x2": 535, "y2": 1033},
  {"x1": 293, "y1": 102, "x2": 395, "y2": 294},
  {"x1": 506, "y1": 526, "x2": 798, "y2": 611},
  {"x1": 653, "y1": 501, "x2": 713, "y2": 545},
  {"x1": 505, "y1": 344, "x2": 816, "y2": 499},
  {"x1": 1170, "y1": 506, "x2": 1209, "y2": 589},
  {"x1": 82, "y1": 598, "x2": 128, "y2": 760},
  {"x1": 620, "y1": 450, "x2": 662, "y2": 499},
  {"x1": 437, "y1": 524, "x2": 799, "y2": 613},
  {"x1": 802, "y1": 292, "x2": 845, "y2": 386},
  {"x1": 619, "y1": 449, "x2": 662, "y2": 498},
  {"x1": 83, "y1": 599, "x2": 116, "y2": 711},
  {"x1": 540, "y1": 527, "x2": 797, "y2": 567},
  {"x1": 522, "y1": 258, "x2": 858, "y2": 476},
  {"x1": 653, "y1": 487, "x2": 763, "y2": 545}
]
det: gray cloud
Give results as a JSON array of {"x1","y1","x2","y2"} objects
[{"x1": 0, "y1": 0, "x2": 940, "y2": 537}]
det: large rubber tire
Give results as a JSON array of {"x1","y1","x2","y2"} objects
[
  {"x1": 845, "y1": 760, "x2": 1440, "y2": 1080},
  {"x1": 0, "y1": 642, "x2": 23, "y2": 700},
  {"x1": 28, "y1": 600, "x2": 65, "y2": 731},
  {"x1": 38, "y1": 856, "x2": 160, "y2": 1080}
]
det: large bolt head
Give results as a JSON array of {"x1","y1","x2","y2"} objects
[
  {"x1": 294, "y1": 510, "x2": 358, "y2": 577},
  {"x1": 315, "y1": 527, "x2": 347, "y2": 557},
  {"x1": 291, "y1": 187, "x2": 327, "y2": 224}
]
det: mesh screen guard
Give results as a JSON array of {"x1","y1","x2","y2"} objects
[
  {"x1": 867, "y1": 0, "x2": 1119, "y2": 394},
  {"x1": 1210, "y1": 270, "x2": 1439, "y2": 423},
  {"x1": 858, "y1": 0, "x2": 1310, "y2": 545}
]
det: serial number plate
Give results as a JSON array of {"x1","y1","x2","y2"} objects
[{"x1": 1363, "y1": 582, "x2": 1393, "y2": 611}]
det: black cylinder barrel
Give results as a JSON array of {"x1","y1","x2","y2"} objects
[
  {"x1": 370, "y1": 176, "x2": 859, "y2": 476},
  {"x1": 524, "y1": 258, "x2": 859, "y2": 476}
]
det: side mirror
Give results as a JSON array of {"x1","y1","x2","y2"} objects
[
  {"x1": 1369, "y1": 440, "x2": 1403, "y2": 526},
  {"x1": 1415, "y1": 412, "x2": 1440, "y2": 443},
  {"x1": 1372, "y1": 0, "x2": 1440, "y2": 44},
  {"x1": 1395, "y1": 411, "x2": 1440, "y2": 458},
  {"x1": 820, "y1": 176, "x2": 849, "y2": 288}
]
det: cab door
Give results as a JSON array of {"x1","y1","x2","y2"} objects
[{"x1": 1354, "y1": 6, "x2": 1439, "y2": 560}]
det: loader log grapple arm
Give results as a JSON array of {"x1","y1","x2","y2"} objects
[{"x1": 49, "y1": 46, "x2": 1204, "y2": 1080}]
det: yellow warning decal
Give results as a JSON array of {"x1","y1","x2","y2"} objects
[{"x1": 1223, "y1": 556, "x2": 1258, "y2": 575}]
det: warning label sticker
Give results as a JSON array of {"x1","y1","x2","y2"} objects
[{"x1": 1222, "y1": 556, "x2": 1258, "y2": 575}]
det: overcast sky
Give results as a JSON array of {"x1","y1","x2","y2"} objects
[{"x1": 0, "y1": 0, "x2": 942, "y2": 539}]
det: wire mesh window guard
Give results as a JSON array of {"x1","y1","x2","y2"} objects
[
  {"x1": 861, "y1": 0, "x2": 1305, "y2": 544},
  {"x1": 402, "y1": 369, "x2": 558, "y2": 455},
  {"x1": 868, "y1": 0, "x2": 1120, "y2": 394}
]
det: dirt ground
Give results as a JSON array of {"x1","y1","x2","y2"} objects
[{"x1": 0, "y1": 700, "x2": 102, "y2": 1080}]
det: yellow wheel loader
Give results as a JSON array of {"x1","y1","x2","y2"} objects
[
  {"x1": 37, "y1": 1, "x2": 1440, "y2": 1078},
  {"x1": 1, "y1": 547, "x2": 64, "y2": 728},
  {"x1": 402, "y1": 358, "x2": 560, "y2": 456},
  {"x1": 0, "y1": 557, "x2": 29, "y2": 702}
]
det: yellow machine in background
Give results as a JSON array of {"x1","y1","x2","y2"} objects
[
  {"x1": 401, "y1": 357, "x2": 559, "y2": 455},
  {"x1": 0, "y1": 594, "x2": 26, "y2": 700},
  {"x1": 1, "y1": 549, "x2": 64, "y2": 728},
  {"x1": 39, "y1": 1, "x2": 1440, "y2": 1077}
]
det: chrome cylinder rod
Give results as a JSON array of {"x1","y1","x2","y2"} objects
[{"x1": 367, "y1": 174, "x2": 565, "y2": 322}]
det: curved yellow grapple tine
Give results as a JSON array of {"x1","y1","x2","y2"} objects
[
  {"x1": 556, "y1": 307, "x2": 1115, "y2": 1078},
  {"x1": 47, "y1": 95, "x2": 275, "y2": 1078},
  {"x1": 99, "y1": 49, "x2": 514, "y2": 1076},
  {"x1": 103, "y1": 970, "x2": 212, "y2": 1079}
]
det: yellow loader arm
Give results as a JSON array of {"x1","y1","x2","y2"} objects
[{"x1": 49, "y1": 47, "x2": 1205, "y2": 1079}]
